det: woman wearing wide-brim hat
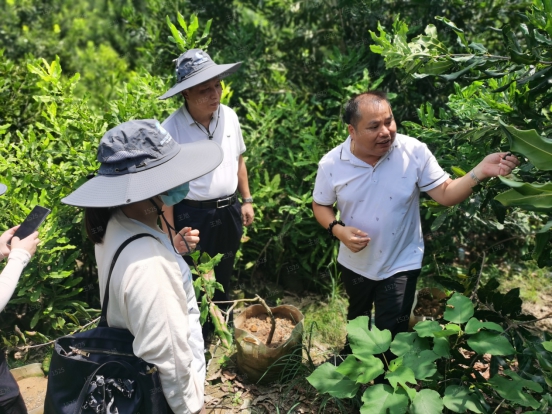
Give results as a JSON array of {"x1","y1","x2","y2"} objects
[
  {"x1": 61, "y1": 119, "x2": 223, "y2": 414},
  {"x1": 0, "y1": 183, "x2": 40, "y2": 414}
]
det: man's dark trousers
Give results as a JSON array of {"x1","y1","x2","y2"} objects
[
  {"x1": 174, "y1": 199, "x2": 243, "y2": 338},
  {"x1": 339, "y1": 265, "x2": 420, "y2": 375}
]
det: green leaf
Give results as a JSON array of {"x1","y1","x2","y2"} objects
[
  {"x1": 431, "y1": 212, "x2": 448, "y2": 232},
  {"x1": 499, "y1": 121, "x2": 552, "y2": 170},
  {"x1": 200, "y1": 19, "x2": 212, "y2": 40},
  {"x1": 391, "y1": 332, "x2": 430, "y2": 357},
  {"x1": 465, "y1": 318, "x2": 504, "y2": 334},
  {"x1": 413, "y1": 320, "x2": 443, "y2": 337},
  {"x1": 385, "y1": 366, "x2": 417, "y2": 399},
  {"x1": 467, "y1": 331, "x2": 515, "y2": 355},
  {"x1": 443, "y1": 385, "x2": 484, "y2": 413},
  {"x1": 348, "y1": 316, "x2": 392, "y2": 355},
  {"x1": 443, "y1": 293, "x2": 474, "y2": 324},
  {"x1": 433, "y1": 323, "x2": 462, "y2": 337},
  {"x1": 361, "y1": 384, "x2": 409, "y2": 414},
  {"x1": 542, "y1": 341, "x2": 552, "y2": 352},
  {"x1": 30, "y1": 290, "x2": 41, "y2": 302},
  {"x1": 440, "y1": 60, "x2": 482, "y2": 80},
  {"x1": 419, "y1": 60, "x2": 454, "y2": 75},
  {"x1": 435, "y1": 16, "x2": 468, "y2": 47},
  {"x1": 410, "y1": 389, "x2": 443, "y2": 414},
  {"x1": 495, "y1": 177, "x2": 552, "y2": 212},
  {"x1": 306, "y1": 363, "x2": 360, "y2": 398},
  {"x1": 176, "y1": 12, "x2": 187, "y2": 31},
  {"x1": 488, "y1": 370, "x2": 543, "y2": 409},
  {"x1": 336, "y1": 354, "x2": 385, "y2": 384},
  {"x1": 451, "y1": 166, "x2": 467, "y2": 177},
  {"x1": 433, "y1": 337, "x2": 450, "y2": 357},
  {"x1": 30, "y1": 310, "x2": 41, "y2": 329},
  {"x1": 402, "y1": 350, "x2": 439, "y2": 380}
]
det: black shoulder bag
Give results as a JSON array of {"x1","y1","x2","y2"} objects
[{"x1": 44, "y1": 233, "x2": 170, "y2": 414}]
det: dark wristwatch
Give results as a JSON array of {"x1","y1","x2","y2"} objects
[{"x1": 242, "y1": 197, "x2": 254, "y2": 203}]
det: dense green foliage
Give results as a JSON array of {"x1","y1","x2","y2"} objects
[{"x1": 0, "y1": 0, "x2": 550, "y2": 383}]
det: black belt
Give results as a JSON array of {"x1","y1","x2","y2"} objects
[{"x1": 181, "y1": 193, "x2": 238, "y2": 209}]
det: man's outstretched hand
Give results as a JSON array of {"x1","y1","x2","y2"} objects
[{"x1": 475, "y1": 152, "x2": 520, "y2": 180}]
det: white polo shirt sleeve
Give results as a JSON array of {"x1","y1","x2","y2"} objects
[
  {"x1": 417, "y1": 144, "x2": 449, "y2": 192},
  {"x1": 313, "y1": 164, "x2": 337, "y2": 206}
]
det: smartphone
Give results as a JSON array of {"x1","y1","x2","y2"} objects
[{"x1": 8, "y1": 205, "x2": 51, "y2": 245}]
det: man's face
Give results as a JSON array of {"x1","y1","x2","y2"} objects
[
  {"x1": 182, "y1": 77, "x2": 222, "y2": 113},
  {"x1": 348, "y1": 98, "x2": 397, "y2": 158}
]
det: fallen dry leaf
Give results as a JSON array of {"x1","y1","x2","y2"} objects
[
  {"x1": 206, "y1": 369, "x2": 222, "y2": 382},
  {"x1": 252, "y1": 395, "x2": 272, "y2": 405},
  {"x1": 222, "y1": 369, "x2": 236, "y2": 381}
]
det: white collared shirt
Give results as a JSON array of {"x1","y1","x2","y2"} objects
[
  {"x1": 313, "y1": 134, "x2": 449, "y2": 281},
  {"x1": 162, "y1": 103, "x2": 246, "y2": 200}
]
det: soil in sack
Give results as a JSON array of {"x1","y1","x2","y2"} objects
[{"x1": 234, "y1": 304, "x2": 303, "y2": 384}]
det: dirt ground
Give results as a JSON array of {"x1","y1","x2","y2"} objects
[
  {"x1": 523, "y1": 293, "x2": 552, "y2": 332},
  {"x1": 18, "y1": 376, "x2": 47, "y2": 411}
]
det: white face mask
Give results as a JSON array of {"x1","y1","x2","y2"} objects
[{"x1": 159, "y1": 182, "x2": 190, "y2": 206}]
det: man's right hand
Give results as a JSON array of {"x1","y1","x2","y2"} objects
[{"x1": 333, "y1": 226, "x2": 370, "y2": 253}]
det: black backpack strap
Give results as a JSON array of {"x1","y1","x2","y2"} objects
[{"x1": 99, "y1": 233, "x2": 157, "y2": 327}]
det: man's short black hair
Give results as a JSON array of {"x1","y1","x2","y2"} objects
[{"x1": 343, "y1": 91, "x2": 389, "y2": 128}]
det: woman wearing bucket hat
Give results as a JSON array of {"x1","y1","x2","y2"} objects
[
  {"x1": 0, "y1": 183, "x2": 40, "y2": 414},
  {"x1": 159, "y1": 49, "x2": 254, "y2": 342},
  {"x1": 61, "y1": 120, "x2": 223, "y2": 414}
]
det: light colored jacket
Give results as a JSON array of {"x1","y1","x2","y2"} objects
[
  {"x1": 95, "y1": 210, "x2": 205, "y2": 414},
  {"x1": 0, "y1": 249, "x2": 31, "y2": 312}
]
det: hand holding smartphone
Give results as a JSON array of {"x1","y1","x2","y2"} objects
[{"x1": 8, "y1": 205, "x2": 51, "y2": 246}]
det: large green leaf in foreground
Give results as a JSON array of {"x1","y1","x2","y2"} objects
[
  {"x1": 306, "y1": 363, "x2": 359, "y2": 398},
  {"x1": 348, "y1": 317, "x2": 392, "y2": 355},
  {"x1": 361, "y1": 384, "x2": 409, "y2": 414},
  {"x1": 495, "y1": 177, "x2": 552, "y2": 212},
  {"x1": 336, "y1": 354, "x2": 385, "y2": 384},
  {"x1": 488, "y1": 370, "x2": 543, "y2": 409},
  {"x1": 410, "y1": 389, "x2": 443, "y2": 414},
  {"x1": 443, "y1": 385, "x2": 485, "y2": 413},
  {"x1": 499, "y1": 122, "x2": 552, "y2": 170},
  {"x1": 467, "y1": 331, "x2": 515, "y2": 355},
  {"x1": 443, "y1": 293, "x2": 474, "y2": 324}
]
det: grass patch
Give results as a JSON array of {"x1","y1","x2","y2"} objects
[
  {"x1": 499, "y1": 262, "x2": 552, "y2": 304},
  {"x1": 302, "y1": 293, "x2": 348, "y2": 356}
]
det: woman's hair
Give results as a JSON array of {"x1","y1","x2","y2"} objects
[{"x1": 84, "y1": 207, "x2": 113, "y2": 244}]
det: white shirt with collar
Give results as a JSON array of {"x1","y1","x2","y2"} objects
[
  {"x1": 313, "y1": 134, "x2": 449, "y2": 281},
  {"x1": 95, "y1": 210, "x2": 205, "y2": 414},
  {"x1": 162, "y1": 103, "x2": 246, "y2": 201}
]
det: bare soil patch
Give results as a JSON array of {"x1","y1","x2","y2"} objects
[
  {"x1": 413, "y1": 288, "x2": 445, "y2": 319},
  {"x1": 523, "y1": 293, "x2": 552, "y2": 332},
  {"x1": 242, "y1": 314, "x2": 296, "y2": 347},
  {"x1": 18, "y1": 376, "x2": 47, "y2": 411}
]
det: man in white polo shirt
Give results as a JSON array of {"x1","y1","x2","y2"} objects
[
  {"x1": 312, "y1": 91, "x2": 519, "y2": 363},
  {"x1": 159, "y1": 49, "x2": 254, "y2": 340}
]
